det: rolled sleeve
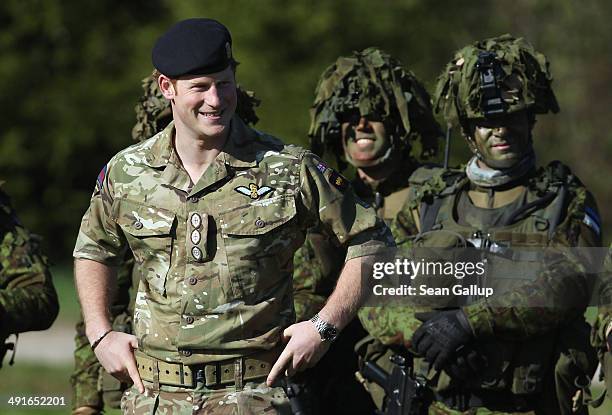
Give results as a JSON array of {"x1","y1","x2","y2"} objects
[
  {"x1": 73, "y1": 163, "x2": 127, "y2": 266},
  {"x1": 296, "y1": 151, "x2": 394, "y2": 259}
]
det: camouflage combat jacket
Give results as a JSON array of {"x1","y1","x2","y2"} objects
[
  {"x1": 73, "y1": 116, "x2": 391, "y2": 364},
  {"x1": 0, "y1": 187, "x2": 58, "y2": 364},
  {"x1": 359, "y1": 162, "x2": 601, "y2": 404},
  {"x1": 361, "y1": 162, "x2": 602, "y2": 345}
]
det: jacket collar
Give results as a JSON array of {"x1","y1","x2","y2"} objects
[{"x1": 144, "y1": 115, "x2": 258, "y2": 169}]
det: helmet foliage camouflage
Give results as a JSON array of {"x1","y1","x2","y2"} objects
[
  {"x1": 131, "y1": 72, "x2": 172, "y2": 142},
  {"x1": 434, "y1": 34, "x2": 559, "y2": 128},
  {"x1": 308, "y1": 47, "x2": 440, "y2": 167},
  {"x1": 132, "y1": 71, "x2": 261, "y2": 142}
]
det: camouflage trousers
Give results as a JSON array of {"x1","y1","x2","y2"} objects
[{"x1": 120, "y1": 379, "x2": 291, "y2": 415}]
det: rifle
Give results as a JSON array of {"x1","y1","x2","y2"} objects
[
  {"x1": 359, "y1": 353, "x2": 431, "y2": 415},
  {"x1": 281, "y1": 377, "x2": 314, "y2": 415}
]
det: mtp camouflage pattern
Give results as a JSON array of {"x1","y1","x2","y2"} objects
[
  {"x1": 434, "y1": 34, "x2": 559, "y2": 129},
  {"x1": 308, "y1": 47, "x2": 440, "y2": 168},
  {"x1": 293, "y1": 166, "x2": 416, "y2": 323},
  {"x1": 73, "y1": 75, "x2": 262, "y2": 413},
  {"x1": 121, "y1": 379, "x2": 290, "y2": 415},
  {"x1": 0, "y1": 187, "x2": 58, "y2": 367},
  {"x1": 74, "y1": 116, "x2": 392, "y2": 365},
  {"x1": 72, "y1": 72, "x2": 172, "y2": 413}
]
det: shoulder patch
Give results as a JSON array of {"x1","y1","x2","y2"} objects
[
  {"x1": 96, "y1": 164, "x2": 108, "y2": 193},
  {"x1": 315, "y1": 161, "x2": 328, "y2": 174},
  {"x1": 328, "y1": 170, "x2": 349, "y2": 192},
  {"x1": 583, "y1": 206, "x2": 602, "y2": 236}
]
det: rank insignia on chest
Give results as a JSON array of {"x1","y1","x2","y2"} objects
[
  {"x1": 328, "y1": 170, "x2": 349, "y2": 192},
  {"x1": 235, "y1": 183, "x2": 274, "y2": 199}
]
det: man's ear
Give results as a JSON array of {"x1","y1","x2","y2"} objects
[
  {"x1": 158, "y1": 74, "x2": 176, "y2": 99},
  {"x1": 460, "y1": 122, "x2": 478, "y2": 154},
  {"x1": 463, "y1": 132, "x2": 481, "y2": 158}
]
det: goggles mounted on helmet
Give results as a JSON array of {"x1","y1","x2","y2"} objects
[{"x1": 476, "y1": 51, "x2": 507, "y2": 118}]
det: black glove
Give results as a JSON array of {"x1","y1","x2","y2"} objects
[
  {"x1": 445, "y1": 348, "x2": 487, "y2": 380},
  {"x1": 412, "y1": 310, "x2": 474, "y2": 371}
]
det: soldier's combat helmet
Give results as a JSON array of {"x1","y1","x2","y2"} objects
[
  {"x1": 132, "y1": 72, "x2": 172, "y2": 142},
  {"x1": 132, "y1": 71, "x2": 261, "y2": 142},
  {"x1": 434, "y1": 34, "x2": 559, "y2": 131},
  {"x1": 309, "y1": 47, "x2": 441, "y2": 169}
]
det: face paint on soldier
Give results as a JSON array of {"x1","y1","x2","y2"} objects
[
  {"x1": 341, "y1": 114, "x2": 392, "y2": 167},
  {"x1": 468, "y1": 110, "x2": 531, "y2": 169},
  {"x1": 159, "y1": 66, "x2": 237, "y2": 141}
]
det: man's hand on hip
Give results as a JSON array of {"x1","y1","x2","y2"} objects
[
  {"x1": 266, "y1": 321, "x2": 330, "y2": 386},
  {"x1": 93, "y1": 331, "x2": 144, "y2": 393}
]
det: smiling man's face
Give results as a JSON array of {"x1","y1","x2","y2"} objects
[
  {"x1": 341, "y1": 113, "x2": 391, "y2": 168},
  {"x1": 468, "y1": 110, "x2": 531, "y2": 169},
  {"x1": 167, "y1": 66, "x2": 237, "y2": 140}
]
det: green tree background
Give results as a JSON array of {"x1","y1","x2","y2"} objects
[{"x1": 0, "y1": 0, "x2": 610, "y2": 263}]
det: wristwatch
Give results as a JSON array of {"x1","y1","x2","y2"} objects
[{"x1": 309, "y1": 313, "x2": 339, "y2": 342}]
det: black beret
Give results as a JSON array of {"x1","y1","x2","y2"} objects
[{"x1": 152, "y1": 18, "x2": 233, "y2": 78}]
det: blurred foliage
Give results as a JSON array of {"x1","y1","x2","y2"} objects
[{"x1": 0, "y1": 0, "x2": 610, "y2": 262}]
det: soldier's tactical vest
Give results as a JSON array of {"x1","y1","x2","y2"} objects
[{"x1": 407, "y1": 161, "x2": 591, "y2": 403}]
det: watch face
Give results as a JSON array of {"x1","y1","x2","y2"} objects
[{"x1": 323, "y1": 326, "x2": 338, "y2": 340}]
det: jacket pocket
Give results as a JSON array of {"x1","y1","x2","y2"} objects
[
  {"x1": 218, "y1": 194, "x2": 298, "y2": 300},
  {"x1": 113, "y1": 199, "x2": 175, "y2": 295}
]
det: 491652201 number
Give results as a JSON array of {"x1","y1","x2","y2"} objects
[{"x1": 7, "y1": 396, "x2": 66, "y2": 406}]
